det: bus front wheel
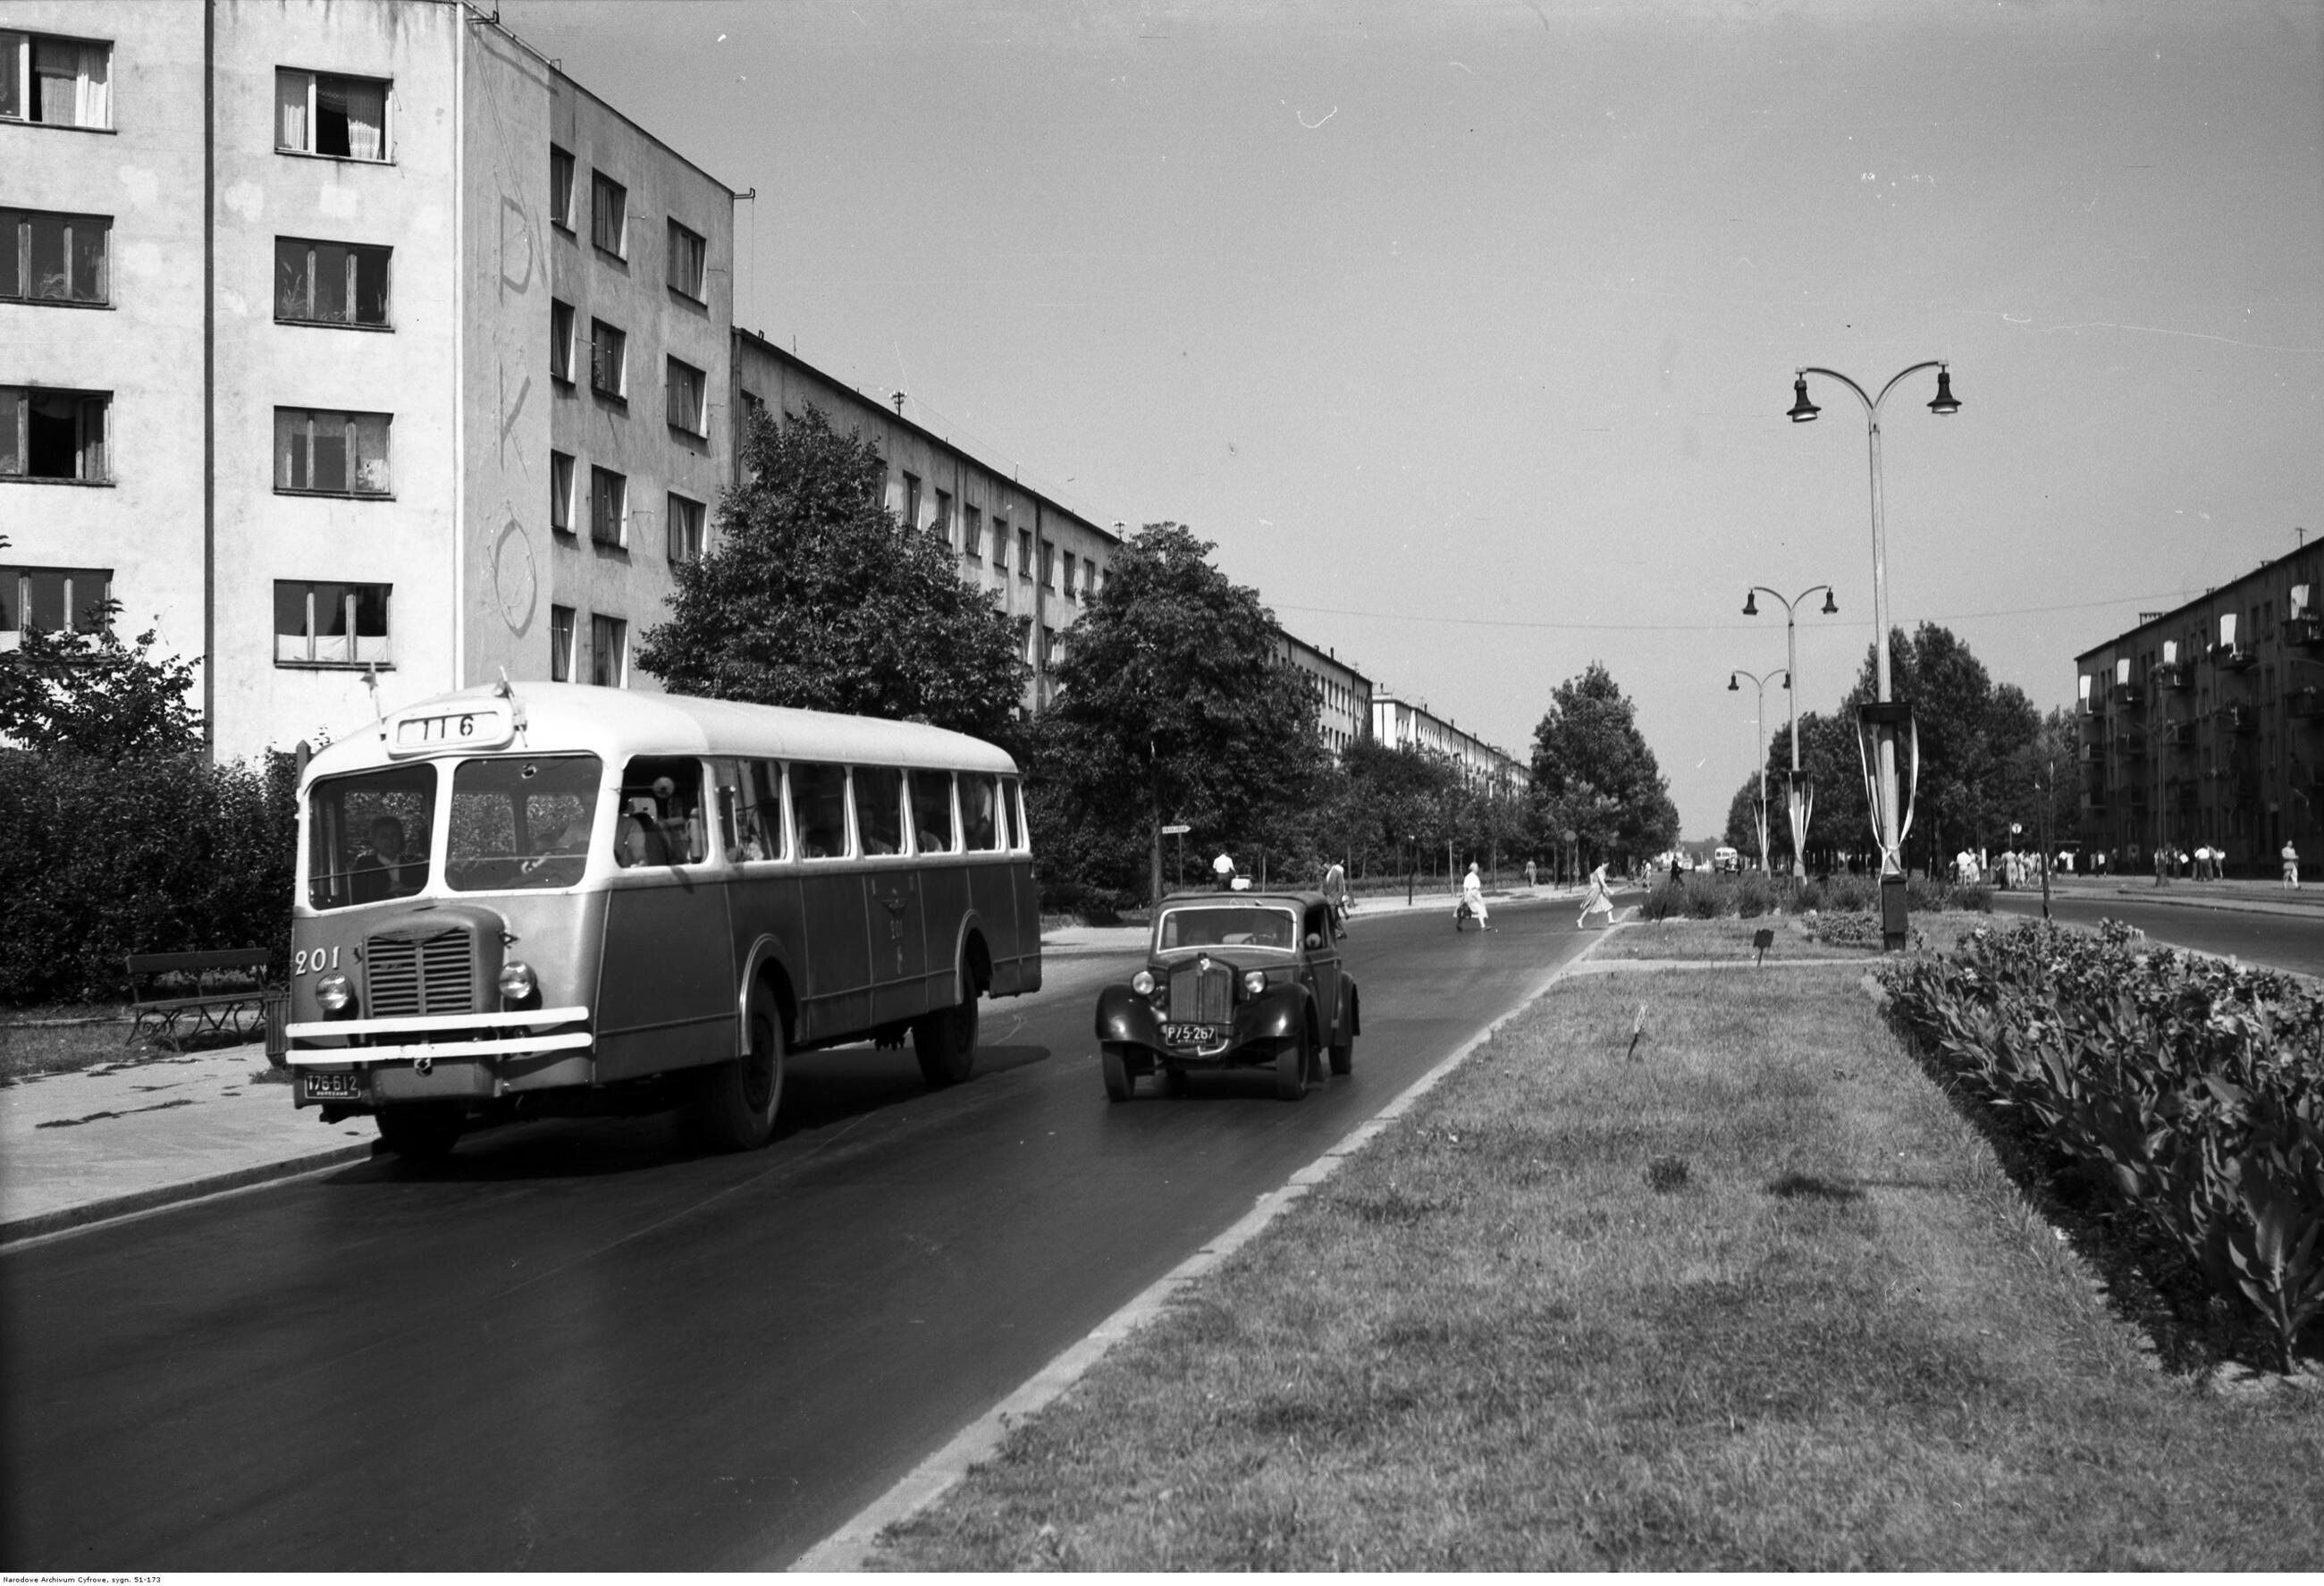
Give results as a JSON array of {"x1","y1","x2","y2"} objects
[
  {"x1": 687, "y1": 990, "x2": 787, "y2": 1151},
  {"x1": 913, "y1": 977, "x2": 980, "y2": 1087},
  {"x1": 375, "y1": 1101, "x2": 463, "y2": 1159}
]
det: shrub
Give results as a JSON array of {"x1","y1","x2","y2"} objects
[
  {"x1": 1638, "y1": 878, "x2": 1685, "y2": 921},
  {"x1": 0, "y1": 748, "x2": 298, "y2": 1003},
  {"x1": 1800, "y1": 873, "x2": 1878, "y2": 913},
  {"x1": 1731, "y1": 872, "x2": 1777, "y2": 919},
  {"x1": 1880, "y1": 918, "x2": 2324, "y2": 1370},
  {"x1": 1684, "y1": 880, "x2": 1723, "y2": 919}
]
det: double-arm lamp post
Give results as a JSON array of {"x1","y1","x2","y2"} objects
[
  {"x1": 1743, "y1": 583, "x2": 1837, "y2": 876},
  {"x1": 1788, "y1": 361, "x2": 1959, "y2": 943},
  {"x1": 1728, "y1": 667, "x2": 1789, "y2": 873}
]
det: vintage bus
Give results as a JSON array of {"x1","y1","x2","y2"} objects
[{"x1": 282, "y1": 681, "x2": 1040, "y2": 1156}]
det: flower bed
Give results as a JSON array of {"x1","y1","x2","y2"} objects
[{"x1": 1879, "y1": 918, "x2": 2324, "y2": 1370}]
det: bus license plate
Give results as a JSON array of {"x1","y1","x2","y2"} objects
[
  {"x1": 1164, "y1": 1023, "x2": 1225, "y2": 1048},
  {"x1": 305, "y1": 1071, "x2": 361, "y2": 1101}
]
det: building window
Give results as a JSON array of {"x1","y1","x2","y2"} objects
[
  {"x1": 275, "y1": 70, "x2": 389, "y2": 161},
  {"x1": 274, "y1": 408, "x2": 390, "y2": 496},
  {"x1": 274, "y1": 237, "x2": 389, "y2": 327},
  {"x1": 1, "y1": 565, "x2": 111, "y2": 649},
  {"x1": 590, "y1": 613, "x2": 627, "y2": 687},
  {"x1": 1062, "y1": 551, "x2": 1076, "y2": 599},
  {"x1": 549, "y1": 451, "x2": 575, "y2": 534},
  {"x1": 549, "y1": 146, "x2": 575, "y2": 232},
  {"x1": 590, "y1": 319, "x2": 627, "y2": 400},
  {"x1": 902, "y1": 472, "x2": 922, "y2": 531},
  {"x1": 667, "y1": 219, "x2": 706, "y2": 300},
  {"x1": 934, "y1": 489, "x2": 953, "y2": 547},
  {"x1": 964, "y1": 504, "x2": 982, "y2": 560},
  {"x1": 664, "y1": 356, "x2": 706, "y2": 436},
  {"x1": 1, "y1": 209, "x2": 109, "y2": 304},
  {"x1": 549, "y1": 603, "x2": 576, "y2": 680},
  {"x1": 1040, "y1": 540, "x2": 1055, "y2": 590},
  {"x1": 2, "y1": 387, "x2": 110, "y2": 483},
  {"x1": 990, "y1": 516, "x2": 1006, "y2": 570},
  {"x1": 1019, "y1": 528, "x2": 1033, "y2": 581},
  {"x1": 274, "y1": 579, "x2": 391, "y2": 667},
  {"x1": 667, "y1": 492, "x2": 704, "y2": 562},
  {"x1": 0, "y1": 33, "x2": 111, "y2": 129},
  {"x1": 591, "y1": 170, "x2": 627, "y2": 258},
  {"x1": 590, "y1": 466, "x2": 627, "y2": 547},
  {"x1": 550, "y1": 299, "x2": 576, "y2": 383}
]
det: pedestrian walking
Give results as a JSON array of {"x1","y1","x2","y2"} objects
[
  {"x1": 1577, "y1": 861, "x2": 1616, "y2": 928},
  {"x1": 2286, "y1": 839, "x2": 2303, "y2": 890},
  {"x1": 1321, "y1": 858, "x2": 1350, "y2": 937},
  {"x1": 1525, "y1": 859, "x2": 1537, "y2": 889},
  {"x1": 1211, "y1": 851, "x2": 1236, "y2": 892},
  {"x1": 1460, "y1": 861, "x2": 1494, "y2": 931}
]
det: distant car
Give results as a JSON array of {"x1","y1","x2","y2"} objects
[
  {"x1": 1713, "y1": 846, "x2": 1741, "y2": 873},
  {"x1": 1093, "y1": 890, "x2": 1360, "y2": 1102}
]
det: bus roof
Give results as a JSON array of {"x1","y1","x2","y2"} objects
[{"x1": 301, "y1": 682, "x2": 1022, "y2": 784}]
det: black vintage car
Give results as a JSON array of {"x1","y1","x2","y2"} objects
[{"x1": 1093, "y1": 890, "x2": 1360, "y2": 1101}]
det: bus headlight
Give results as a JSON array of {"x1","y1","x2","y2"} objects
[
  {"x1": 498, "y1": 960, "x2": 538, "y2": 1001},
  {"x1": 1242, "y1": 970, "x2": 1267, "y2": 1000},
  {"x1": 316, "y1": 973, "x2": 353, "y2": 1014},
  {"x1": 1131, "y1": 969, "x2": 1156, "y2": 997}
]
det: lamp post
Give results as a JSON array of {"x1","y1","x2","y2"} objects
[
  {"x1": 1744, "y1": 582, "x2": 1837, "y2": 875},
  {"x1": 1788, "y1": 360, "x2": 1959, "y2": 944},
  {"x1": 1728, "y1": 667, "x2": 1788, "y2": 874}
]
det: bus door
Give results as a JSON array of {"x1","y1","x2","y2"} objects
[
  {"x1": 789, "y1": 761, "x2": 872, "y2": 1041},
  {"x1": 854, "y1": 765, "x2": 929, "y2": 1026},
  {"x1": 595, "y1": 755, "x2": 735, "y2": 1081},
  {"x1": 908, "y1": 770, "x2": 968, "y2": 1007}
]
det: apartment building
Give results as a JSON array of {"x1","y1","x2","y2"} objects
[
  {"x1": 1369, "y1": 686, "x2": 1530, "y2": 794},
  {"x1": 3, "y1": 0, "x2": 729, "y2": 760},
  {"x1": 1274, "y1": 629, "x2": 1372, "y2": 758},
  {"x1": 2073, "y1": 539, "x2": 2324, "y2": 870},
  {"x1": 729, "y1": 331, "x2": 1118, "y2": 713}
]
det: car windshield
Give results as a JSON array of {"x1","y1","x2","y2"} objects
[{"x1": 1157, "y1": 905, "x2": 1298, "y2": 952}]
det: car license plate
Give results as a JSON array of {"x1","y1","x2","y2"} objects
[
  {"x1": 304, "y1": 1071, "x2": 361, "y2": 1101},
  {"x1": 1163, "y1": 1023, "x2": 1225, "y2": 1047}
]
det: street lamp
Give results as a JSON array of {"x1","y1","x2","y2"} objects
[
  {"x1": 1729, "y1": 668, "x2": 1789, "y2": 875},
  {"x1": 1788, "y1": 360, "x2": 1960, "y2": 948},
  {"x1": 1744, "y1": 582, "x2": 1838, "y2": 877}
]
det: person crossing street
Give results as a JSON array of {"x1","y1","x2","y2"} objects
[
  {"x1": 1459, "y1": 861, "x2": 1495, "y2": 931},
  {"x1": 1578, "y1": 861, "x2": 1616, "y2": 928}
]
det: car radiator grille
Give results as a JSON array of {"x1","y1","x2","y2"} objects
[
  {"x1": 1168, "y1": 961, "x2": 1233, "y2": 1025},
  {"x1": 366, "y1": 929, "x2": 476, "y2": 1019}
]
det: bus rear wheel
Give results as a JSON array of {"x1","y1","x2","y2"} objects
[
  {"x1": 687, "y1": 991, "x2": 786, "y2": 1151},
  {"x1": 913, "y1": 977, "x2": 980, "y2": 1087},
  {"x1": 375, "y1": 1101, "x2": 463, "y2": 1159}
]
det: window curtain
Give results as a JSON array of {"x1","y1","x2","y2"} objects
[
  {"x1": 331, "y1": 78, "x2": 384, "y2": 160},
  {"x1": 74, "y1": 42, "x2": 106, "y2": 128},
  {"x1": 276, "y1": 70, "x2": 309, "y2": 151},
  {"x1": 0, "y1": 34, "x2": 23, "y2": 120},
  {"x1": 352, "y1": 414, "x2": 391, "y2": 494}
]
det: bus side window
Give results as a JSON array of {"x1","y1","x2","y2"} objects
[
  {"x1": 617, "y1": 756, "x2": 705, "y2": 866},
  {"x1": 790, "y1": 762, "x2": 849, "y2": 859},
  {"x1": 1001, "y1": 776, "x2": 1026, "y2": 852},
  {"x1": 909, "y1": 770, "x2": 956, "y2": 855},
  {"x1": 961, "y1": 776, "x2": 998, "y2": 851},
  {"x1": 855, "y1": 766, "x2": 905, "y2": 856},
  {"x1": 711, "y1": 758, "x2": 780, "y2": 863},
  {"x1": 747, "y1": 760, "x2": 786, "y2": 861}
]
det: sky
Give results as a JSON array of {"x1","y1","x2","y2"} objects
[{"x1": 500, "y1": 0, "x2": 2324, "y2": 835}]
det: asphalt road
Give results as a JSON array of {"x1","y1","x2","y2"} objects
[
  {"x1": 0, "y1": 891, "x2": 1603, "y2": 1572},
  {"x1": 1990, "y1": 888, "x2": 2324, "y2": 977}
]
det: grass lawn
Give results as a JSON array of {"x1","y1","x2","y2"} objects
[
  {"x1": 870, "y1": 966, "x2": 2324, "y2": 1570},
  {"x1": 1590, "y1": 913, "x2": 1990, "y2": 961},
  {"x1": 0, "y1": 1006, "x2": 276, "y2": 1084}
]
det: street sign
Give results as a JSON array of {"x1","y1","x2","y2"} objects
[{"x1": 1161, "y1": 823, "x2": 1190, "y2": 835}]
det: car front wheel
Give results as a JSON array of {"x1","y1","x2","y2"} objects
[{"x1": 1101, "y1": 1042, "x2": 1135, "y2": 1103}]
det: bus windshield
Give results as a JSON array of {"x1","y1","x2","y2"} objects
[
  {"x1": 308, "y1": 766, "x2": 436, "y2": 910},
  {"x1": 447, "y1": 755, "x2": 603, "y2": 891}
]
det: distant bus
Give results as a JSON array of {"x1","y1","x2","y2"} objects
[{"x1": 283, "y1": 682, "x2": 1040, "y2": 1156}]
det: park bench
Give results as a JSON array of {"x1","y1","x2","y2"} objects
[{"x1": 125, "y1": 949, "x2": 274, "y2": 1046}]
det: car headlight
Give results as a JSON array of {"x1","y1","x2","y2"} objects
[
  {"x1": 498, "y1": 959, "x2": 538, "y2": 1000},
  {"x1": 1132, "y1": 969, "x2": 1156, "y2": 997},
  {"x1": 1242, "y1": 969, "x2": 1267, "y2": 999},
  {"x1": 316, "y1": 973, "x2": 353, "y2": 1014}
]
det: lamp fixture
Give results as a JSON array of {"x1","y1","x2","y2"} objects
[
  {"x1": 1927, "y1": 364, "x2": 1960, "y2": 416},
  {"x1": 1742, "y1": 591, "x2": 1759, "y2": 617},
  {"x1": 1821, "y1": 588, "x2": 1840, "y2": 615},
  {"x1": 1788, "y1": 374, "x2": 1821, "y2": 423}
]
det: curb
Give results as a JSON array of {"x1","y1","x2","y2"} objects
[
  {"x1": 0, "y1": 1141, "x2": 379, "y2": 1249},
  {"x1": 785, "y1": 945, "x2": 1593, "y2": 1572}
]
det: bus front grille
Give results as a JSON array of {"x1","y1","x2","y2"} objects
[
  {"x1": 366, "y1": 929, "x2": 476, "y2": 1019},
  {"x1": 1168, "y1": 961, "x2": 1233, "y2": 1025}
]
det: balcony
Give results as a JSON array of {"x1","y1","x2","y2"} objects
[
  {"x1": 2110, "y1": 681, "x2": 2145, "y2": 707},
  {"x1": 2157, "y1": 720, "x2": 2198, "y2": 751},
  {"x1": 2080, "y1": 790, "x2": 2108, "y2": 814},
  {"x1": 2151, "y1": 662, "x2": 2191, "y2": 690},
  {"x1": 2286, "y1": 614, "x2": 2323, "y2": 647},
  {"x1": 2210, "y1": 641, "x2": 2256, "y2": 671},
  {"x1": 2078, "y1": 741, "x2": 2106, "y2": 764},
  {"x1": 2288, "y1": 687, "x2": 2324, "y2": 721},
  {"x1": 2218, "y1": 703, "x2": 2258, "y2": 735}
]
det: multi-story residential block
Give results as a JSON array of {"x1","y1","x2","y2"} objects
[
  {"x1": 1273, "y1": 630, "x2": 1372, "y2": 758},
  {"x1": 4, "y1": 0, "x2": 729, "y2": 759},
  {"x1": 728, "y1": 331, "x2": 1118, "y2": 713},
  {"x1": 1368, "y1": 686, "x2": 1530, "y2": 794},
  {"x1": 2074, "y1": 539, "x2": 2324, "y2": 872}
]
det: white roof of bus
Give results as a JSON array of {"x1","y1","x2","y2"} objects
[{"x1": 302, "y1": 683, "x2": 1021, "y2": 784}]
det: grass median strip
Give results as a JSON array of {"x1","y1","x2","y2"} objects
[{"x1": 869, "y1": 959, "x2": 2324, "y2": 1570}]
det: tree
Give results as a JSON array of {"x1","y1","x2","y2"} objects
[
  {"x1": 1031, "y1": 523, "x2": 1330, "y2": 907},
  {"x1": 1527, "y1": 662, "x2": 1680, "y2": 872},
  {"x1": 0, "y1": 603, "x2": 202, "y2": 762},
  {"x1": 636, "y1": 404, "x2": 1027, "y2": 738}
]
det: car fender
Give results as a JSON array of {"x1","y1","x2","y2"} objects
[
  {"x1": 1235, "y1": 984, "x2": 1313, "y2": 1046},
  {"x1": 1095, "y1": 983, "x2": 1166, "y2": 1049}
]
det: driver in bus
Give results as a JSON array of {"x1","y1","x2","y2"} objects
[{"x1": 349, "y1": 815, "x2": 415, "y2": 904}]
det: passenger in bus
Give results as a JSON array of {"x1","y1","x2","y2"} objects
[
  {"x1": 349, "y1": 815, "x2": 416, "y2": 904},
  {"x1": 619, "y1": 804, "x2": 675, "y2": 867}
]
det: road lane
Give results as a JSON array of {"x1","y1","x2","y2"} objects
[
  {"x1": 1990, "y1": 890, "x2": 2324, "y2": 977},
  {"x1": 1, "y1": 893, "x2": 1607, "y2": 1571}
]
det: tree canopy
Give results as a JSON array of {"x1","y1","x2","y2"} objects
[
  {"x1": 1527, "y1": 662, "x2": 1680, "y2": 870},
  {"x1": 0, "y1": 609, "x2": 202, "y2": 763},
  {"x1": 1025, "y1": 522, "x2": 1329, "y2": 907},
  {"x1": 636, "y1": 404, "x2": 1028, "y2": 738}
]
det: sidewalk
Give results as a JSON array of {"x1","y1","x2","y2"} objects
[{"x1": 2023, "y1": 873, "x2": 2324, "y2": 922}]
